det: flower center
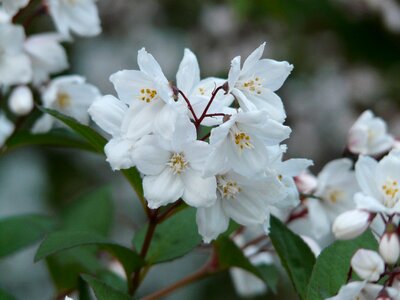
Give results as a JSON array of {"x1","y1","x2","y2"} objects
[
  {"x1": 382, "y1": 179, "x2": 400, "y2": 208},
  {"x1": 217, "y1": 176, "x2": 241, "y2": 199},
  {"x1": 198, "y1": 87, "x2": 205, "y2": 95},
  {"x1": 56, "y1": 92, "x2": 71, "y2": 109},
  {"x1": 233, "y1": 131, "x2": 253, "y2": 150},
  {"x1": 167, "y1": 153, "x2": 188, "y2": 174},
  {"x1": 326, "y1": 189, "x2": 344, "y2": 204},
  {"x1": 241, "y1": 76, "x2": 263, "y2": 94},
  {"x1": 139, "y1": 88, "x2": 157, "y2": 103}
]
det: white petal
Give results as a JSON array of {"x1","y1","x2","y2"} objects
[
  {"x1": 133, "y1": 135, "x2": 170, "y2": 176},
  {"x1": 104, "y1": 138, "x2": 136, "y2": 171},
  {"x1": 196, "y1": 200, "x2": 230, "y2": 243},
  {"x1": 31, "y1": 114, "x2": 54, "y2": 134},
  {"x1": 278, "y1": 158, "x2": 313, "y2": 177},
  {"x1": 176, "y1": 48, "x2": 200, "y2": 95},
  {"x1": 306, "y1": 198, "x2": 331, "y2": 239},
  {"x1": 326, "y1": 281, "x2": 366, "y2": 300},
  {"x1": 143, "y1": 168, "x2": 184, "y2": 208},
  {"x1": 181, "y1": 169, "x2": 217, "y2": 207},
  {"x1": 227, "y1": 56, "x2": 241, "y2": 91},
  {"x1": 355, "y1": 156, "x2": 381, "y2": 199},
  {"x1": 182, "y1": 140, "x2": 212, "y2": 172},
  {"x1": 241, "y1": 42, "x2": 266, "y2": 75},
  {"x1": 88, "y1": 95, "x2": 127, "y2": 136},
  {"x1": 354, "y1": 192, "x2": 386, "y2": 213}
]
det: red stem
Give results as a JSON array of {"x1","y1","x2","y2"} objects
[
  {"x1": 178, "y1": 90, "x2": 199, "y2": 123},
  {"x1": 196, "y1": 86, "x2": 224, "y2": 127}
]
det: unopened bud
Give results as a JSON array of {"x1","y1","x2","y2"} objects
[
  {"x1": 222, "y1": 81, "x2": 229, "y2": 94},
  {"x1": 351, "y1": 249, "x2": 384, "y2": 281},
  {"x1": 332, "y1": 210, "x2": 371, "y2": 240},
  {"x1": 8, "y1": 86, "x2": 34, "y2": 116},
  {"x1": 376, "y1": 288, "x2": 393, "y2": 300},
  {"x1": 379, "y1": 225, "x2": 400, "y2": 265}
]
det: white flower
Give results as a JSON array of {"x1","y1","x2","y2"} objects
[
  {"x1": 64, "y1": 297, "x2": 74, "y2": 300},
  {"x1": 326, "y1": 281, "x2": 397, "y2": 300},
  {"x1": 109, "y1": 48, "x2": 174, "y2": 140},
  {"x1": 0, "y1": 0, "x2": 29, "y2": 17},
  {"x1": 305, "y1": 158, "x2": 359, "y2": 239},
  {"x1": 8, "y1": 85, "x2": 33, "y2": 116},
  {"x1": 265, "y1": 145, "x2": 313, "y2": 209},
  {"x1": 0, "y1": 112, "x2": 14, "y2": 146},
  {"x1": 227, "y1": 42, "x2": 293, "y2": 122},
  {"x1": 32, "y1": 75, "x2": 101, "y2": 133},
  {"x1": 24, "y1": 33, "x2": 68, "y2": 85},
  {"x1": 196, "y1": 171, "x2": 287, "y2": 242},
  {"x1": 354, "y1": 150, "x2": 400, "y2": 215},
  {"x1": 348, "y1": 110, "x2": 394, "y2": 156},
  {"x1": 0, "y1": 23, "x2": 32, "y2": 85},
  {"x1": 133, "y1": 113, "x2": 217, "y2": 209},
  {"x1": 295, "y1": 171, "x2": 318, "y2": 194},
  {"x1": 332, "y1": 210, "x2": 371, "y2": 240},
  {"x1": 89, "y1": 95, "x2": 136, "y2": 170},
  {"x1": 204, "y1": 110, "x2": 291, "y2": 177},
  {"x1": 351, "y1": 249, "x2": 384, "y2": 281},
  {"x1": 47, "y1": 0, "x2": 101, "y2": 39},
  {"x1": 176, "y1": 48, "x2": 234, "y2": 126},
  {"x1": 379, "y1": 232, "x2": 400, "y2": 264}
]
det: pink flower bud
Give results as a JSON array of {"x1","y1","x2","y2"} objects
[
  {"x1": 379, "y1": 232, "x2": 400, "y2": 265},
  {"x1": 332, "y1": 210, "x2": 371, "y2": 240}
]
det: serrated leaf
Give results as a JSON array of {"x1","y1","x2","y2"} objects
[
  {"x1": 214, "y1": 236, "x2": 278, "y2": 292},
  {"x1": 269, "y1": 216, "x2": 316, "y2": 300},
  {"x1": 5, "y1": 129, "x2": 95, "y2": 153},
  {"x1": 62, "y1": 187, "x2": 113, "y2": 236},
  {"x1": 306, "y1": 230, "x2": 378, "y2": 300},
  {"x1": 82, "y1": 275, "x2": 131, "y2": 300},
  {"x1": 133, "y1": 207, "x2": 201, "y2": 264},
  {"x1": 0, "y1": 214, "x2": 55, "y2": 258},
  {"x1": 35, "y1": 231, "x2": 143, "y2": 276}
]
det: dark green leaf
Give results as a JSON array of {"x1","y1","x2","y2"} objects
[
  {"x1": 0, "y1": 214, "x2": 55, "y2": 258},
  {"x1": 133, "y1": 207, "x2": 201, "y2": 264},
  {"x1": 269, "y1": 216, "x2": 316, "y2": 299},
  {"x1": 307, "y1": 230, "x2": 378, "y2": 300},
  {"x1": 42, "y1": 108, "x2": 107, "y2": 153},
  {"x1": 257, "y1": 264, "x2": 280, "y2": 294},
  {"x1": 214, "y1": 236, "x2": 278, "y2": 292},
  {"x1": 42, "y1": 108, "x2": 144, "y2": 201},
  {"x1": 35, "y1": 231, "x2": 144, "y2": 275},
  {"x1": 82, "y1": 275, "x2": 131, "y2": 300},
  {"x1": 5, "y1": 129, "x2": 95, "y2": 152},
  {"x1": 62, "y1": 187, "x2": 113, "y2": 236},
  {"x1": 0, "y1": 288, "x2": 16, "y2": 300},
  {"x1": 47, "y1": 247, "x2": 103, "y2": 291}
]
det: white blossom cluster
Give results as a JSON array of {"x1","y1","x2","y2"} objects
[
  {"x1": 88, "y1": 43, "x2": 313, "y2": 243},
  {"x1": 0, "y1": 0, "x2": 102, "y2": 146}
]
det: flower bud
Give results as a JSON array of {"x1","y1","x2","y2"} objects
[
  {"x1": 379, "y1": 225, "x2": 400, "y2": 265},
  {"x1": 351, "y1": 249, "x2": 385, "y2": 281},
  {"x1": 8, "y1": 86, "x2": 34, "y2": 116},
  {"x1": 332, "y1": 210, "x2": 371, "y2": 240},
  {"x1": 376, "y1": 288, "x2": 392, "y2": 300}
]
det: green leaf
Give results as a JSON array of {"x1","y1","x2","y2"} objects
[
  {"x1": 214, "y1": 236, "x2": 278, "y2": 292},
  {"x1": 306, "y1": 230, "x2": 378, "y2": 300},
  {"x1": 35, "y1": 231, "x2": 144, "y2": 275},
  {"x1": 257, "y1": 264, "x2": 280, "y2": 294},
  {"x1": 0, "y1": 214, "x2": 55, "y2": 258},
  {"x1": 133, "y1": 207, "x2": 201, "y2": 264},
  {"x1": 269, "y1": 216, "x2": 316, "y2": 299},
  {"x1": 5, "y1": 129, "x2": 95, "y2": 153},
  {"x1": 42, "y1": 108, "x2": 107, "y2": 153},
  {"x1": 42, "y1": 108, "x2": 144, "y2": 200},
  {"x1": 62, "y1": 187, "x2": 114, "y2": 236},
  {"x1": 0, "y1": 288, "x2": 16, "y2": 300},
  {"x1": 82, "y1": 275, "x2": 131, "y2": 300},
  {"x1": 47, "y1": 247, "x2": 103, "y2": 291}
]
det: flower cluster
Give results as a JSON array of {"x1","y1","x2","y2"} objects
[
  {"x1": 89, "y1": 43, "x2": 313, "y2": 242},
  {"x1": 0, "y1": 0, "x2": 102, "y2": 146}
]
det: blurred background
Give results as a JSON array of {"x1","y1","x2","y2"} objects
[{"x1": 1, "y1": 0, "x2": 400, "y2": 299}]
